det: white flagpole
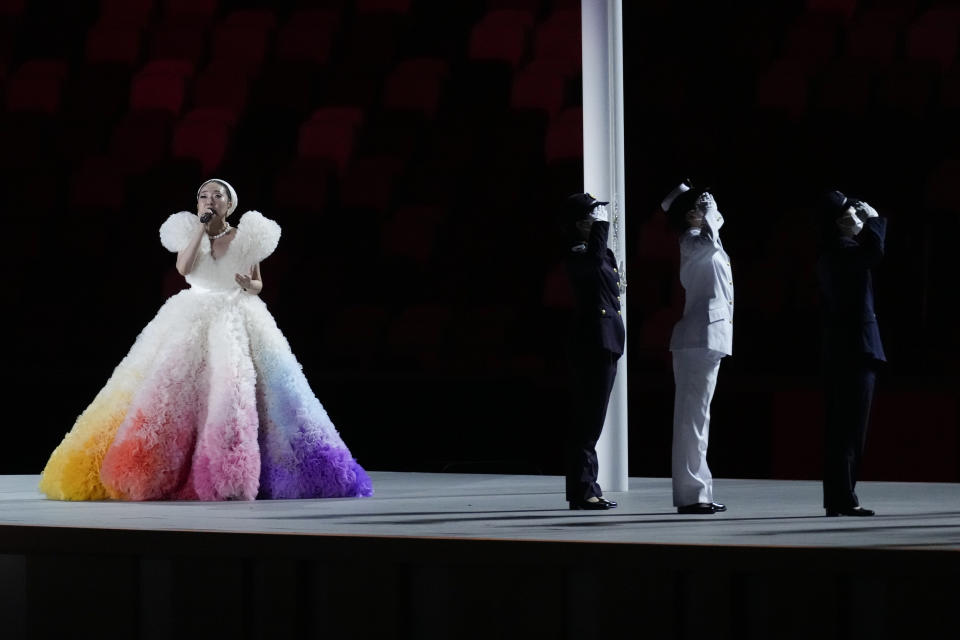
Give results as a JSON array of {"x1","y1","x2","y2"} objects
[{"x1": 581, "y1": 0, "x2": 628, "y2": 492}]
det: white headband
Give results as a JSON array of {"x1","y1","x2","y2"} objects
[
  {"x1": 197, "y1": 178, "x2": 238, "y2": 216},
  {"x1": 660, "y1": 182, "x2": 690, "y2": 213}
]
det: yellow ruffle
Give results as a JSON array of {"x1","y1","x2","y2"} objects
[{"x1": 39, "y1": 389, "x2": 132, "y2": 500}]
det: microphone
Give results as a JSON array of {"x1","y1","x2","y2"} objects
[{"x1": 200, "y1": 210, "x2": 214, "y2": 224}]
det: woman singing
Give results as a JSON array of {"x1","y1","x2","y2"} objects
[{"x1": 40, "y1": 179, "x2": 373, "y2": 501}]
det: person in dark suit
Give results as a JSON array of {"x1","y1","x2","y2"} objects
[
  {"x1": 818, "y1": 190, "x2": 887, "y2": 517},
  {"x1": 562, "y1": 193, "x2": 625, "y2": 510}
]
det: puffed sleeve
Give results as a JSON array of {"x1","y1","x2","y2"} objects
[
  {"x1": 235, "y1": 210, "x2": 281, "y2": 264},
  {"x1": 159, "y1": 211, "x2": 201, "y2": 252}
]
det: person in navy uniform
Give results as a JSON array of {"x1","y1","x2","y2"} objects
[
  {"x1": 818, "y1": 190, "x2": 886, "y2": 517},
  {"x1": 661, "y1": 180, "x2": 731, "y2": 515},
  {"x1": 562, "y1": 193, "x2": 625, "y2": 510}
]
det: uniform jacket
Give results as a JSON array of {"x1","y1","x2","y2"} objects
[
  {"x1": 817, "y1": 216, "x2": 887, "y2": 363},
  {"x1": 566, "y1": 221, "x2": 626, "y2": 355},
  {"x1": 670, "y1": 209, "x2": 734, "y2": 356}
]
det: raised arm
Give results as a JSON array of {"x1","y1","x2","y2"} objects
[
  {"x1": 584, "y1": 220, "x2": 610, "y2": 263},
  {"x1": 830, "y1": 217, "x2": 886, "y2": 270},
  {"x1": 176, "y1": 224, "x2": 206, "y2": 275}
]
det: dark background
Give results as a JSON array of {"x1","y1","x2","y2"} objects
[{"x1": 1, "y1": 0, "x2": 957, "y2": 483}]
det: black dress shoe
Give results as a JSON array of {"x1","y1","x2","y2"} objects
[
  {"x1": 825, "y1": 506, "x2": 875, "y2": 517},
  {"x1": 711, "y1": 502, "x2": 727, "y2": 512},
  {"x1": 677, "y1": 502, "x2": 717, "y2": 514},
  {"x1": 569, "y1": 497, "x2": 617, "y2": 510}
]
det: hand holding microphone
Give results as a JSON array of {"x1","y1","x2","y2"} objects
[{"x1": 200, "y1": 209, "x2": 214, "y2": 224}]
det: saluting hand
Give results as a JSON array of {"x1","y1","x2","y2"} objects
[{"x1": 856, "y1": 201, "x2": 879, "y2": 219}]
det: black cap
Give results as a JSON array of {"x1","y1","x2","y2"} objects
[
  {"x1": 661, "y1": 179, "x2": 709, "y2": 229},
  {"x1": 823, "y1": 189, "x2": 851, "y2": 219},
  {"x1": 564, "y1": 192, "x2": 609, "y2": 222}
]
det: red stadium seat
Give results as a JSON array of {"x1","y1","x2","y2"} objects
[
  {"x1": 4, "y1": 59, "x2": 68, "y2": 114},
  {"x1": 340, "y1": 154, "x2": 405, "y2": 211},
  {"x1": 140, "y1": 58, "x2": 194, "y2": 79},
  {"x1": 386, "y1": 303, "x2": 452, "y2": 369},
  {"x1": 876, "y1": 61, "x2": 938, "y2": 116},
  {"x1": 487, "y1": 0, "x2": 541, "y2": 12},
  {"x1": 0, "y1": 111, "x2": 60, "y2": 170},
  {"x1": 754, "y1": 58, "x2": 810, "y2": 118},
  {"x1": 210, "y1": 23, "x2": 270, "y2": 75},
  {"x1": 192, "y1": 61, "x2": 250, "y2": 117},
  {"x1": 100, "y1": 0, "x2": 155, "y2": 27},
  {"x1": 341, "y1": 15, "x2": 399, "y2": 71},
  {"x1": 357, "y1": 0, "x2": 411, "y2": 14},
  {"x1": 322, "y1": 304, "x2": 389, "y2": 367},
  {"x1": 224, "y1": 9, "x2": 276, "y2": 31},
  {"x1": 924, "y1": 156, "x2": 960, "y2": 213},
  {"x1": 844, "y1": 11, "x2": 900, "y2": 64},
  {"x1": 938, "y1": 63, "x2": 960, "y2": 112},
  {"x1": 782, "y1": 12, "x2": 842, "y2": 71},
  {"x1": 468, "y1": 12, "x2": 529, "y2": 67},
  {"x1": 510, "y1": 60, "x2": 565, "y2": 115},
  {"x1": 0, "y1": 0, "x2": 24, "y2": 15},
  {"x1": 444, "y1": 306, "x2": 514, "y2": 372},
  {"x1": 179, "y1": 106, "x2": 236, "y2": 126},
  {"x1": 85, "y1": 19, "x2": 143, "y2": 67},
  {"x1": 544, "y1": 106, "x2": 582, "y2": 163},
  {"x1": 59, "y1": 63, "x2": 132, "y2": 130},
  {"x1": 149, "y1": 23, "x2": 207, "y2": 65},
  {"x1": 380, "y1": 205, "x2": 443, "y2": 266},
  {"x1": 69, "y1": 155, "x2": 125, "y2": 210},
  {"x1": 811, "y1": 58, "x2": 877, "y2": 115},
  {"x1": 545, "y1": 106, "x2": 581, "y2": 162},
  {"x1": 806, "y1": 0, "x2": 857, "y2": 19},
  {"x1": 636, "y1": 212, "x2": 679, "y2": 262},
  {"x1": 275, "y1": 9, "x2": 339, "y2": 65},
  {"x1": 541, "y1": 262, "x2": 574, "y2": 309},
  {"x1": 272, "y1": 157, "x2": 335, "y2": 213},
  {"x1": 382, "y1": 58, "x2": 448, "y2": 116},
  {"x1": 532, "y1": 9, "x2": 580, "y2": 76},
  {"x1": 130, "y1": 66, "x2": 185, "y2": 115},
  {"x1": 162, "y1": 0, "x2": 218, "y2": 24},
  {"x1": 297, "y1": 107, "x2": 365, "y2": 174},
  {"x1": 171, "y1": 111, "x2": 232, "y2": 175},
  {"x1": 484, "y1": 7, "x2": 535, "y2": 28},
  {"x1": 906, "y1": 8, "x2": 960, "y2": 70},
  {"x1": 109, "y1": 110, "x2": 173, "y2": 175}
]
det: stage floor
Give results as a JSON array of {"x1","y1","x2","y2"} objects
[{"x1": 2, "y1": 472, "x2": 959, "y2": 550}]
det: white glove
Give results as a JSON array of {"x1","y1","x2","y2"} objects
[
  {"x1": 837, "y1": 207, "x2": 864, "y2": 236},
  {"x1": 855, "y1": 201, "x2": 879, "y2": 219},
  {"x1": 589, "y1": 204, "x2": 609, "y2": 222}
]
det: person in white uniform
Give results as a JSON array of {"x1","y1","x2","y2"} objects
[{"x1": 661, "y1": 180, "x2": 732, "y2": 515}]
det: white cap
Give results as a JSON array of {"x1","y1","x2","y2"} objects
[
  {"x1": 197, "y1": 178, "x2": 238, "y2": 216},
  {"x1": 660, "y1": 181, "x2": 691, "y2": 213}
]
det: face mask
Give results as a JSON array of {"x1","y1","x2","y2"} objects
[{"x1": 836, "y1": 207, "x2": 863, "y2": 236}]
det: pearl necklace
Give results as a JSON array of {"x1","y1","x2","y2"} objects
[{"x1": 207, "y1": 223, "x2": 232, "y2": 240}]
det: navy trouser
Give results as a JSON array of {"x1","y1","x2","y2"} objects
[
  {"x1": 823, "y1": 358, "x2": 877, "y2": 510},
  {"x1": 566, "y1": 349, "x2": 619, "y2": 502}
]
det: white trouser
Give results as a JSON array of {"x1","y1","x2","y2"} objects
[{"x1": 671, "y1": 348, "x2": 724, "y2": 506}]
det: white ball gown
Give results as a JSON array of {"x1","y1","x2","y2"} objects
[{"x1": 39, "y1": 210, "x2": 373, "y2": 501}]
